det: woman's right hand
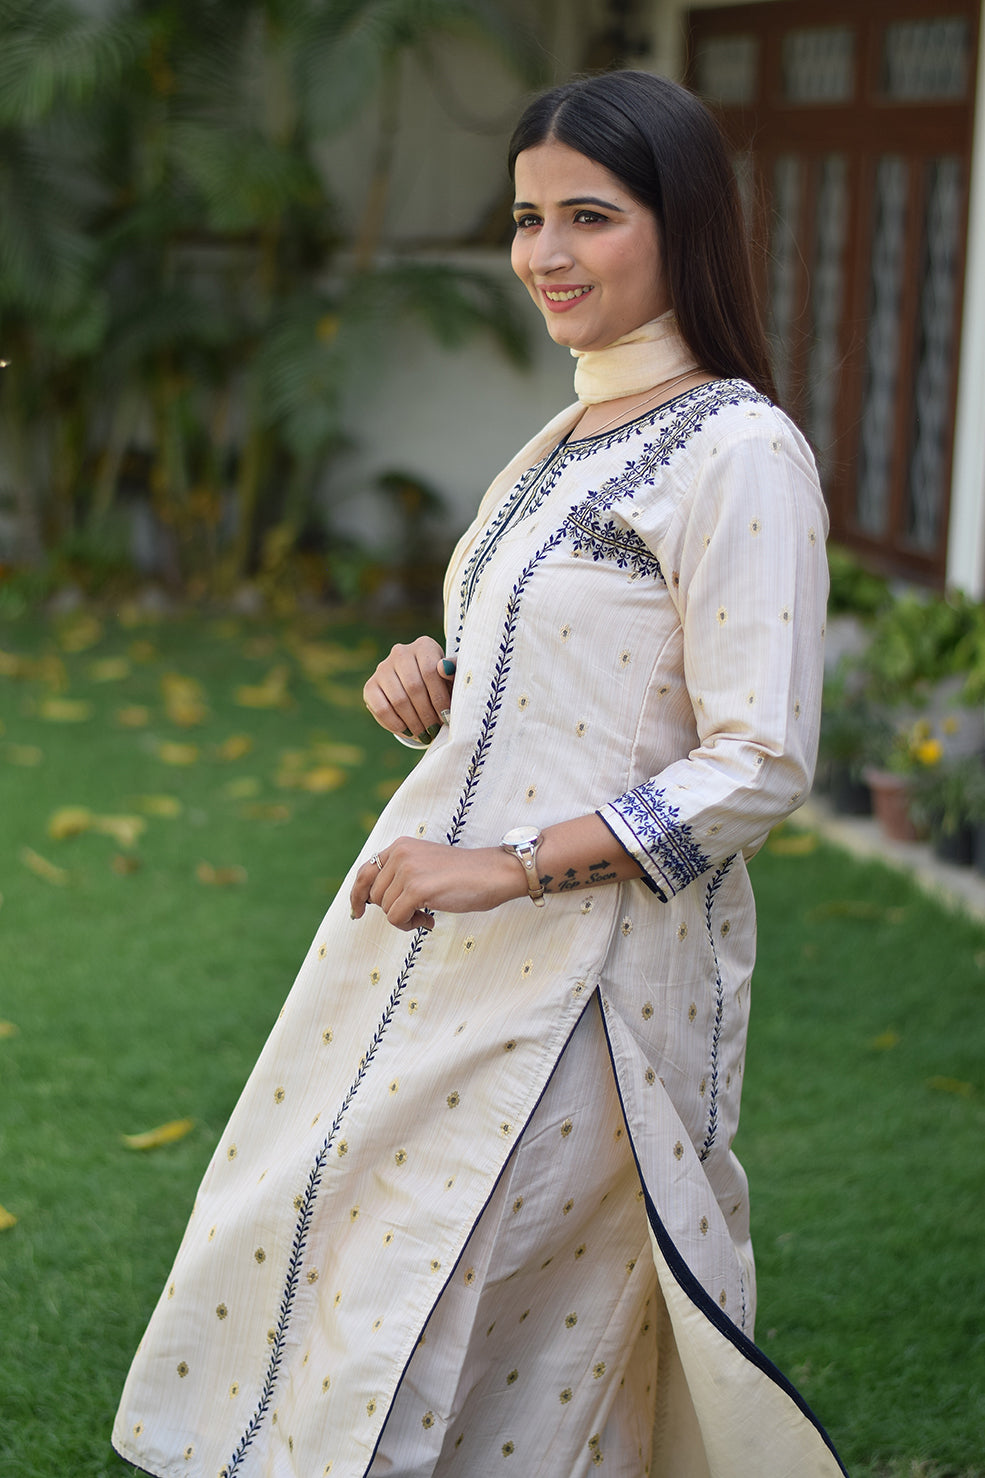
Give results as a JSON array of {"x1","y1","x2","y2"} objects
[{"x1": 363, "y1": 636, "x2": 456, "y2": 742}]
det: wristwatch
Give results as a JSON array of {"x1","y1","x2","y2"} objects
[{"x1": 500, "y1": 827, "x2": 546, "y2": 906}]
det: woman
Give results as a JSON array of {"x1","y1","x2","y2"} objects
[{"x1": 114, "y1": 72, "x2": 845, "y2": 1477}]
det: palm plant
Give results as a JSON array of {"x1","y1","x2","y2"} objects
[{"x1": 0, "y1": 0, "x2": 539, "y2": 595}]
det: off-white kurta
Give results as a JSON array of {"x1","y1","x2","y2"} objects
[{"x1": 113, "y1": 380, "x2": 846, "y2": 1478}]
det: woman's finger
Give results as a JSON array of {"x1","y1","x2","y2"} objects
[
  {"x1": 349, "y1": 856, "x2": 383, "y2": 918},
  {"x1": 363, "y1": 639, "x2": 456, "y2": 739}
]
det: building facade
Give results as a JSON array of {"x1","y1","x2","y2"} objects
[{"x1": 334, "y1": 0, "x2": 985, "y2": 596}]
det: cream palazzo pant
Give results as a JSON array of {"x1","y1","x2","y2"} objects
[{"x1": 367, "y1": 999, "x2": 664, "y2": 1478}]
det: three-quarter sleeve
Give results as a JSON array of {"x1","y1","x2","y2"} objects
[{"x1": 598, "y1": 415, "x2": 828, "y2": 900}]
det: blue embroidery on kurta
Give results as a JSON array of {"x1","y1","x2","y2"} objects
[
  {"x1": 611, "y1": 784, "x2": 710, "y2": 896},
  {"x1": 227, "y1": 538, "x2": 574, "y2": 1472},
  {"x1": 699, "y1": 856, "x2": 734, "y2": 1163},
  {"x1": 226, "y1": 932, "x2": 429, "y2": 1475},
  {"x1": 566, "y1": 505, "x2": 664, "y2": 579},
  {"x1": 459, "y1": 441, "x2": 570, "y2": 622},
  {"x1": 458, "y1": 380, "x2": 768, "y2": 622}
]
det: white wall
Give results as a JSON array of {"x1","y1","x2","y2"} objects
[
  {"x1": 321, "y1": 0, "x2": 668, "y2": 551},
  {"x1": 947, "y1": 0, "x2": 985, "y2": 597},
  {"x1": 326, "y1": 252, "x2": 576, "y2": 549}
]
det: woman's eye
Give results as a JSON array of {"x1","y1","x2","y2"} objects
[
  {"x1": 514, "y1": 214, "x2": 540, "y2": 230},
  {"x1": 574, "y1": 209, "x2": 605, "y2": 224}
]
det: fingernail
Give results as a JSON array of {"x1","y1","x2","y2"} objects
[
  {"x1": 440, "y1": 709, "x2": 451, "y2": 725},
  {"x1": 402, "y1": 728, "x2": 414, "y2": 738},
  {"x1": 426, "y1": 722, "x2": 441, "y2": 737},
  {"x1": 440, "y1": 658, "x2": 456, "y2": 676},
  {"x1": 349, "y1": 907, "x2": 357, "y2": 920},
  {"x1": 417, "y1": 731, "x2": 431, "y2": 744}
]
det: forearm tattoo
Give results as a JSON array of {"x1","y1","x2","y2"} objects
[{"x1": 539, "y1": 858, "x2": 618, "y2": 893}]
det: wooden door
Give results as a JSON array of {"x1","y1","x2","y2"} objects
[{"x1": 686, "y1": 0, "x2": 980, "y2": 584}]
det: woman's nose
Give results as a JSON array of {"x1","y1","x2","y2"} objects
[{"x1": 528, "y1": 223, "x2": 573, "y2": 274}]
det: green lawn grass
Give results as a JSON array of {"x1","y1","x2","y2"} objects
[{"x1": 1, "y1": 607, "x2": 983, "y2": 1478}]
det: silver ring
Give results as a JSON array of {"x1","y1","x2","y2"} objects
[{"x1": 371, "y1": 853, "x2": 383, "y2": 871}]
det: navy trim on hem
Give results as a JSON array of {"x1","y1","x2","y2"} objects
[
  {"x1": 596, "y1": 810, "x2": 665, "y2": 899},
  {"x1": 594, "y1": 993, "x2": 851, "y2": 1478}
]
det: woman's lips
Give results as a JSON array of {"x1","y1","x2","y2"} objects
[{"x1": 539, "y1": 285, "x2": 594, "y2": 311}]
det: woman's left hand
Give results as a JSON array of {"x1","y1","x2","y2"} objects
[{"x1": 350, "y1": 837, "x2": 523, "y2": 932}]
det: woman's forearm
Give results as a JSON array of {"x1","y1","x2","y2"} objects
[
  {"x1": 533, "y1": 813, "x2": 645, "y2": 895},
  {"x1": 350, "y1": 814, "x2": 645, "y2": 933}
]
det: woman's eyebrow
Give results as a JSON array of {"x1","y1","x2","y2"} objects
[{"x1": 512, "y1": 196, "x2": 626, "y2": 213}]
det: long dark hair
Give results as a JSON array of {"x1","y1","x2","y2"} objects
[{"x1": 508, "y1": 71, "x2": 776, "y2": 402}]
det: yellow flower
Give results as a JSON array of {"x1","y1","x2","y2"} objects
[{"x1": 913, "y1": 738, "x2": 942, "y2": 766}]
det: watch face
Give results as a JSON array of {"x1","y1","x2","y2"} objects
[{"x1": 502, "y1": 827, "x2": 540, "y2": 848}]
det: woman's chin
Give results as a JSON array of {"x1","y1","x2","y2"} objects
[{"x1": 541, "y1": 316, "x2": 603, "y2": 353}]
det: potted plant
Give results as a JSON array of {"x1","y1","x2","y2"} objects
[
  {"x1": 910, "y1": 753, "x2": 985, "y2": 866},
  {"x1": 818, "y1": 669, "x2": 890, "y2": 814},
  {"x1": 862, "y1": 718, "x2": 943, "y2": 842}
]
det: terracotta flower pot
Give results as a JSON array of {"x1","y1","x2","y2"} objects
[{"x1": 862, "y1": 768, "x2": 919, "y2": 842}]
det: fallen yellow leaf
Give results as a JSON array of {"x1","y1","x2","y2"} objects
[
  {"x1": 128, "y1": 639, "x2": 158, "y2": 662},
  {"x1": 94, "y1": 814, "x2": 146, "y2": 848},
  {"x1": 167, "y1": 699, "x2": 208, "y2": 727},
  {"x1": 21, "y1": 847, "x2": 69, "y2": 885},
  {"x1": 4, "y1": 744, "x2": 43, "y2": 766},
  {"x1": 0, "y1": 1020, "x2": 19, "y2": 1039},
  {"x1": 224, "y1": 776, "x2": 261, "y2": 800},
  {"x1": 88, "y1": 656, "x2": 131, "y2": 682},
  {"x1": 161, "y1": 672, "x2": 208, "y2": 727},
  {"x1": 48, "y1": 806, "x2": 94, "y2": 840},
  {"x1": 116, "y1": 705, "x2": 151, "y2": 728},
  {"x1": 38, "y1": 654, "x2": 69, "y2": 691},
  {"x1": 131, "y1": 794, "x2": 183, "y2": 818},
  {"x1": 317, "y1": 682, "x2": 364, "y2": 709},
  {"x1": 767, "y1": 830, "x2": 818, "y2": 857},
  {"x1": 300, "y1": 765, "x2": 347, "y2": 793},
  {"x1": 292, "y1": 641, "x2": 368, "y2": 679},
  {"x1": 38, "y1": 696, "x2": 93, "y2": 723},
  {"x1": 241, "y1": 803, "x2": 292, "y2": 823},
  {"x1": 235, "y1": 665, "x2": 291, "y2": 709},
  {"x1": 0, "y1": 1204, "x2": 17, "y2": 1231},
  {"x1": 0, "y1": 652, "x2": 67, "y2": 687},
  {"x1": 217, "y1": 734, "x2": 253, "y2": 761},
  {"x1": 870, "y1": 1030, "x2": 901, "y2": 1052},
  {"x1": 157, "y1": 741, "x2": 199, "y2": 766},
  {"x1": 311, "y1": 741, "x2": 365, "y2": 767},
  {"x1": 122, "y1": 1117, "x2": 196, "y2": 1150},
  {"x1": 112, "y1": 853, "x2": 142, "y2": 875},
  {"x1": 196, "y1": 861, "x2": 247, "y2": 886},
  {"x1": 926, "y1": 1075, "x2": 975, "y2": 1098},
  {"x1": 806, "y1": 900, "x2": 905, "y2": 924},
  {"x1": 58, "y1": 614, "x2": 103, "y2": 652},
  {"x1": 277, "y1": 748, "x2": 307, "y2": 770},
  {"x1": 375, "y1": 778, "x2": 403, "y2": 801}
]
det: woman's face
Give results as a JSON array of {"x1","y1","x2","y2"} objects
[{"x1": 511, "y1": 139, "x2": 670, "y2": 353}]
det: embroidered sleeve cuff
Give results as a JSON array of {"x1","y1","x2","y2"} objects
[{"x1": 598, "y1": 785, "x2": 712, "y2": 900}]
